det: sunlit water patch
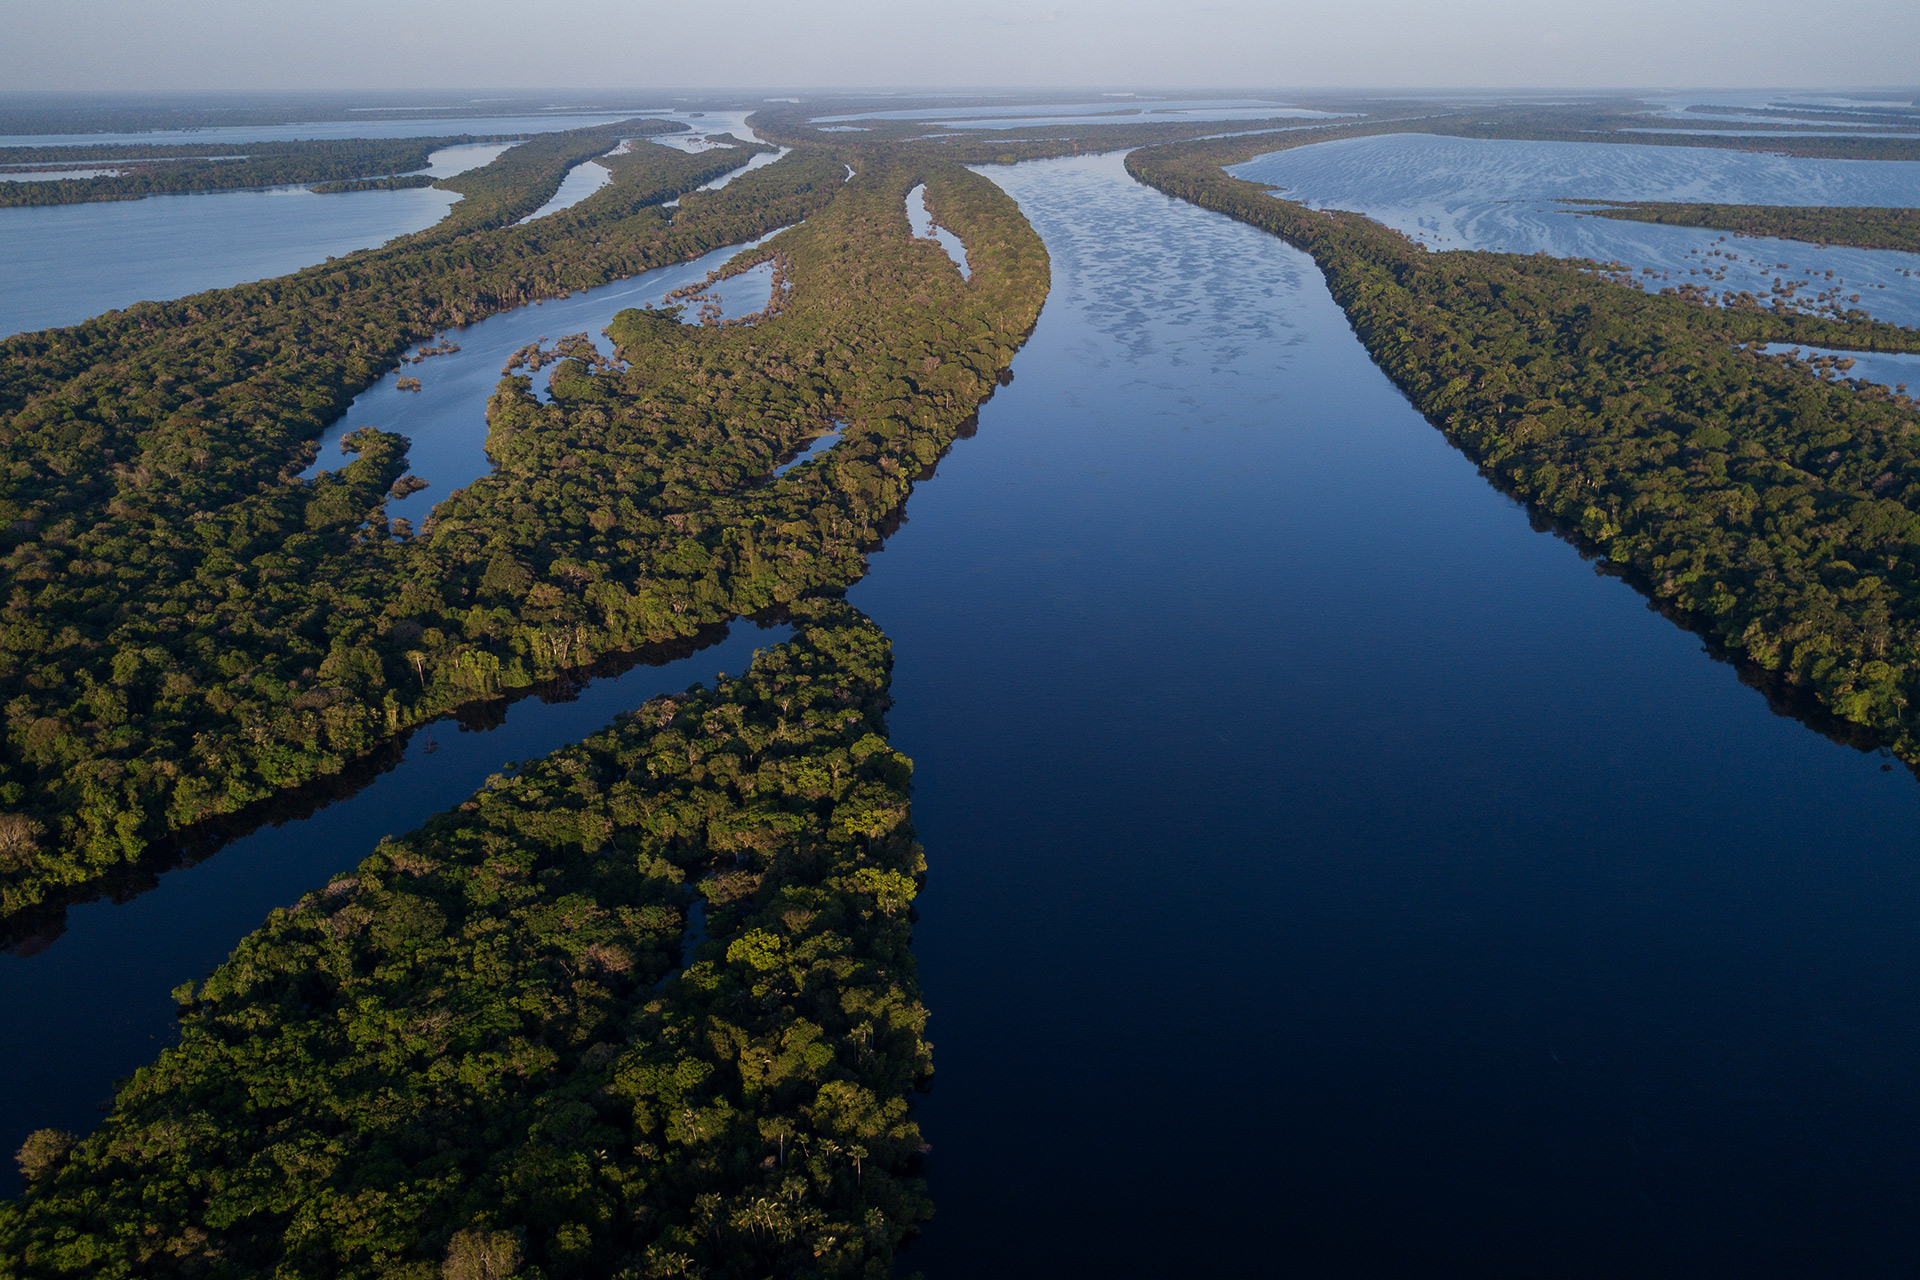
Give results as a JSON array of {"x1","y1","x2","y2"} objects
[
  {"x1": 515, "y1": 156, "x2": 612, "y2": 223},
  {"x1": 0, "y1": 143, "x2": 511, "y2": 339},
  {"x1": 1229, "y1": 133, "x2": 1920, "y2": 324},
  {"x1": 771, "y1": 426, "x2": 842, "y2": 477},
  {"x1": 1756, "y1": 343, "x2": 1920, "y2": 395},
  {"x1": 0, "y1": 167, "x2": 124, "y2": 181},
  {"x1": 301, "y1": 230, "x2": 785, "y2": 523}
]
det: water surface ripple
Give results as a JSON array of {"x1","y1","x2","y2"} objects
[{"x1": 1230, "y1": 133, "x2": 1920, "y2": 325}]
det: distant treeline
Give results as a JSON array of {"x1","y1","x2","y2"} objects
[
  {"x1": 752, "y1": 99, "x2": 1920, "y2": 170},
  {"x1": 0, "y1": 137, "x2": 498, "y2": 207},
  {"x1": 1130, "y1": 131, "x2": 1920, "y2": 762},
  {"x1": 1573, "y1": 200, "x2": 1920, "y2": 254},
  {"x1": 1686, "y1": 103, "x2": 1920, "y2": 126},
  {"x1": 0, "y1": 95, "x2": 674, "y2": 137},
  {"x1": 310, "y1": 173, "x2": 440, "y2": 195}
]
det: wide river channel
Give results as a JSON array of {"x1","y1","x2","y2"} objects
[{"x1": 2, "y1": 148, "x2": 1917, "y2": 1276}]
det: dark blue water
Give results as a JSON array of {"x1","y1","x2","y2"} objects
[
  {"x1": 0, "y1": 621, "x2": 791, "y2": 1194},
  {"x1": 842, "y1": 152, "x2": 1920, "y2": 1278}
]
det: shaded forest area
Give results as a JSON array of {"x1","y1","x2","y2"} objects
[
  {"x1": 0, "y1": 606, "x2": 934, "y2": 1280},
  {"x1": 1130, "y1": 131, "x2": 1920, "y2": 761}
]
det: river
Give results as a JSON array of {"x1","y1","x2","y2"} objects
[
  {"x1": 844, "y1": 151, "x2": 1920, "y2": 1277},
  {"x1": 3, "y1": 146, "x2": 1918, "y2": 1276}
]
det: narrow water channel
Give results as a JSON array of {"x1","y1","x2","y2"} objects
[
  {"x1": 0, "y1": 620, "x2": 792, "y2": 1194},
  {"x1": 301, "y1": 228, "x2": 783, "y2": 523},
  {"x1": 905, "y1": 183, "x2": 970, "y2": 278},
  {"x1": 846, "y1": 152, "x2": 1920, "y2": 1277}
]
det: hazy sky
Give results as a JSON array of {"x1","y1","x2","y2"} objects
[{"x1": 5, "y1": 0, "x2": 1917, "y2": 93}]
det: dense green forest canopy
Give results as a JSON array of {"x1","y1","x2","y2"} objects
[
  {"x1": 1571, "y1": 200, "x2": 1920, "y2": 255},
  {"x1": 0, "y1": 136, "x2": 557, "y2": 208},
  {"x1": 0, "y1": 605, "x2": 933, "y2": 1280},
  {"x1": 0, "y1": 123, "x2": 1047, "y2": 925},
  {"x1": 310, "y1": 174, "x2": 441, "y2": 195},
  {"x1": 1128, "y1": 130, "x2": 1920, "y2": 763}
]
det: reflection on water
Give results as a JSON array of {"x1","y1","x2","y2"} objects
[
  {"x1": 516, "y1": 156, "x2": 613, "y2": 223},
  {"x1": 1230, "y1": 133, "x2": 1920, "y2": 324},
  {"x1": 772, "y1": 427, "x2": 841, "y2": 477},
  {"x1": 840, "y1": 151, "x2": 1920, "y2": 1276},
  {"x1": 0, "y1": 142, "x2": 511, "y2": 339},
  {"x1": 0, "y1": 180, "x2": 460, "y2": 339},
  {"x1": 906, "y1": 183, "x2": 971, "y2": 278},
  {"x1": 301, "y1": 229, "x2": 784, "y2": 524},
  {"x1": 1757, "y1": 342, "x2": 1920, "y2": 394},
  {"x1": 0, "y1": 620, "x2": 792, "y2": 1196}
]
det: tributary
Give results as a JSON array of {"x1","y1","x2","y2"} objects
[{"x1": 848, "y1": 151, "x2": 1920, "y2": 1277}]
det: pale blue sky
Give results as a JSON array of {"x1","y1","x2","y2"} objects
[{"x1": 4, "y1": 0, "x2": 1915, "y2": 93}]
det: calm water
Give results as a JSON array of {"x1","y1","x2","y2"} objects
[
  {"x1": 0, "y1": 113, "x2": 656, "y2": 149},
  {"x1": 0, "y1": 109, "x2": 738, "y2": 341},
  {"x1": 812, "y1": 99, "x2": 1339, "y2": 127},
  {"x1": 840, "y1": 152, "x2": 1920, "y2": 1277},
  {"x1": 0, "y1": 620, "x2": 791, "y2": 1196},
  {"x1": 0, "y1": 143, "x2": 507, "y2": 339},
  {"x1": 1230, "y1": 134, "x2": 1920, "y2": 325},
  {"x1": 516, "y1": 157, "x2": 612, "y2": 223},
  {"x1": 300, "y1": 230, "x2": 782, "y2": 523},
  {"x1": 905, "y1": 183, "x2": 970, "y2": 277},
  {"x1": 1757, "y1": 343, "x2": 1920, "y2": 394},
  {"x1": 3, "y1": 145, "x2": 1919, "y2": 1276}
]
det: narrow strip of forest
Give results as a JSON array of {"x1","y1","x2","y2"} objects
[
  {"x1": 0, "y1": 604, "x2": 934, "y2": 1280},
  {"x1": 0, "y1": 136, "x2": 550, "y2": 207},
  {"x1": 1128, "y1": 133, "x2": 1920, "y2": 761},
  {"x1": 1571, "y1": 201, "x2": 1920, "y2": 255}
]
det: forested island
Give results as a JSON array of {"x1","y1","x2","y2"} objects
[
  {"x1": 1128, "y1": 129, "x2": 1920, "y2": 759},
  {"x1": 1572, "y1": 200, "x2": 1920, "y2": 254},
  {"x1": 0, "y1": 138, "x2": 521, "y2": 207},
  {"x1": 0, "y1": 114, "x2": 1044, "y2": 925}
]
